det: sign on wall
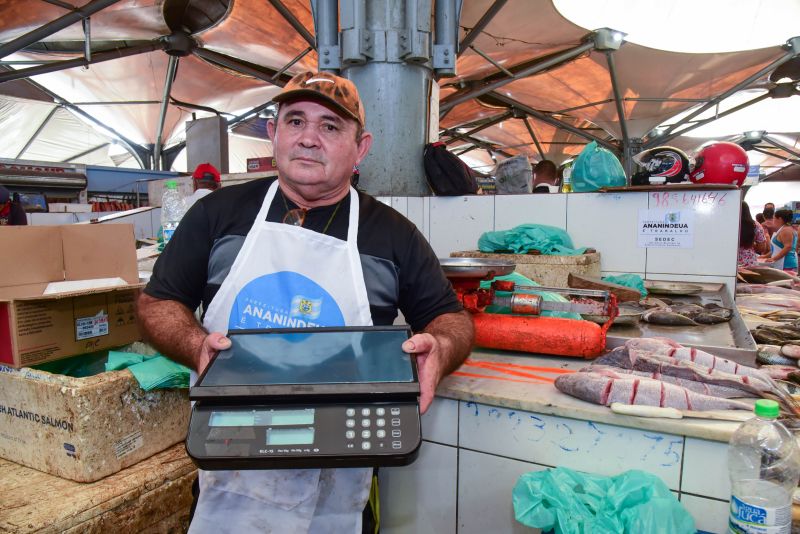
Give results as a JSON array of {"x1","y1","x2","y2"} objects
[{"x1": 637, "y1": 208, "x2": 695, "y2": 248}]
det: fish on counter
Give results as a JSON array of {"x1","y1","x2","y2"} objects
[
  {"x1": 625, "y1": 337, "x2": 765, "y2": 379},
  {"x1": 586, "y1": 364, "x2": 759, "y2": 399},
  {"x1": 737, "y1": 284, "x2": 800, "y2": 296},
  {"x1": 594, "y1": 347, "x2": 769, "y2": 396},
  {"x1": 756, "y1": 344, "x2": 799, "y2": 367},
  {"x1": 639, "y1": 302, "x2": 733, "y2": 326},
  {"x1": 738, "y1": 266, "x2": 800, "y2": 285},
  {"x1": 554, "y1": 372, "x2": 753, "y2": 411}
]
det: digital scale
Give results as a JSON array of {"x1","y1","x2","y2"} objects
[{"x1": 186, "y1": 326, "x2": 422, "y2": 470}]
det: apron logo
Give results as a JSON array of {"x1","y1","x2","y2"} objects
[{"x1": 291, "y1": 295, "x2": 322, "y2": 319}]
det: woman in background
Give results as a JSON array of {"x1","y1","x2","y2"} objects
[
  {"x1": 759, "y1": 208, "x2": 798, "y2": 274},
  {"x1": 739, "y1": 201, "x2": 768, "y2": 267}
]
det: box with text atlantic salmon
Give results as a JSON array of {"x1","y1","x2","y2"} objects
[{"x1": 0, "y1": 224, "x2": 143, "y2": 368}]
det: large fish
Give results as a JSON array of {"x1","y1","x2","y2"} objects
[
  {"x1": 586, "y1": 364, "x2": 758, "y2": 399},
  {"x1": 595, "y1": 347, "x2": 769, "y2": 395},
  {"x1": 738, "y1": 266, "x2": 799, "y2": 285},
  {"x1": 554, "y1": 372, "x2": 752, "y2": 411},
  {"x1": 625, "y1": 338, "x2": 765, "y2": 379}
]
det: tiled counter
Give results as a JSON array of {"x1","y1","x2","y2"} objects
[{"x1": 380, "y1": 351, "x2": 738, "y2": 534}]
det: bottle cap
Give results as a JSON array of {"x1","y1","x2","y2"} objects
[
  {"x1": 754, "y1": 399, "x2": 780, "y2": 418},
  {"x1": 165, "y1": 180, "x2": 177, "y2": 189}
]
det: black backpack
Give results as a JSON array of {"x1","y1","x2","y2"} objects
[{"x1": 423, "y1": 142, "x2": 479, "y2": 196}]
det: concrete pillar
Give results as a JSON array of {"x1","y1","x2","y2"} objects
[
  {"x1": 324, "y1": 0, "x2": 453, "y2": 196},
  {"x1": 185, "y1": 116, "x2": 229, "y2": 174}
]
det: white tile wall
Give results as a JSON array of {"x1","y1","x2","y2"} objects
[
  {"x1": 645, "y1": 189, "x2": 741, "y2": 277},
  {"x1": 422, "y1": 397, "x2": 459, "y2": 446},
  {"x1": 682, "y1": 437, "x2": 731, "y2": 500},
  {"x1": 380, "y1": 441, "x2": 458, "y2": 534},
  {"x1": 429, "y1": 195, "x2": 494, "y2": 257},
  {"x1": 458, "y1": 449, "x2": 543, "y2": 534},
  {"x1": 680, "y1": 494, "x2": 729, "y2": 534},
  {"x1": 458, "y1": 401, "x2": 684, "y2": 490},
  {"x1": 566, "y1": 192, "x2": 649, "y2": 274},
  {"x1": 494, "y1": 194, "x2": 567, "y2": 231}
]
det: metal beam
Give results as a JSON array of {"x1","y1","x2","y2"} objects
[
  {"x1": 762, "y1": 135, "x2": 800, "y2": 160},
  {"x1": 440, "y1": 39, "x2": 595, "y2": 113},
  {"x1": 267, "y1": 0, "x2": 316, "y2": 49},
  {"x1": 16, "y1": 105, "x2": 59, "y2": 159},
  {"x1": 15, "y1": 74, "x2": 150, "y2": 168},
  {"x1": 0, "y1": 0, "x2": 122, "y2": 59},
  {"x1": 646, "y1": 92, "x2": 770, "y2": 148},
  {"x1": 522, "y1": 117, "x2": 545, "y2": 160},
  {"x1": 0, "y1": 41, "x2": 163, "y2": 84},
  {"x1": 468, "y1": 45, "x2": 513, "y2": 77},
  {"x1": 41, "y1": 0, "x2": 77, "y2": 8},
  {"x1": 193, "y1": 48, "x2": 289, "y2": 86},
  {"x1": 489, "y1": 91, "x2": 619, "y2": 152},
  {"x1": 441, "y1": 112, "x2": 512, "y2": 145},
  {"x1": 61, "y1": 142, "x2": 109, "y2": 162},
  {"x1": 750, "y1": 146, "x2": 800, "y2": 166},
  {"x1": 605, "y1": 50, "x2": 631, "y2": 177},
  {"x1": 459, "y1": 0, "x2": 507, "y2": 52},
  {"x1": 659, "y1": 45, "x2": 799, "y2": 139},
  {"x1": 82, "y1": 16, "x2": 91, "y2": 63},
  {"x1": 272, "y1": 46, "x2": 313, "y2": 81},
  {"x1": 72, "y1": 100, "x2": 160, "y2": 105},
  {"x1": 154, "y1": 55, "x2": 178, "y2": 171},
  {"x1": 553, "y1": 99, "x2": 613, "y2": 115}
]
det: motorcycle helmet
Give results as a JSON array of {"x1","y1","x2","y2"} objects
[
  {"x1": 631, "y1": 146, "x2": 690, "y2": 185},
  {"x1": 689, "y1": 142, "x2": 749, "y2": 186}
]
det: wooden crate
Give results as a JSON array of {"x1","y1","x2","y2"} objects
[
  {"x1": 0, "y1": 444, "x2": 196, "y2": 534},
  {"x1": 449, "y1": 250, "x2": 601, "y2": 287},
  {"x1": 0, "y1": 344, "x2": 189, "y2": 482}
]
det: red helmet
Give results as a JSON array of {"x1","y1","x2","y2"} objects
[{"x1": 689, "y1": 142, "x2": 749, "y2": 186}]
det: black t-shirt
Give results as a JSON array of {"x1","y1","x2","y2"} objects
[{"x1": 144, "y1": 177, "x2": 461, "y2": 331}]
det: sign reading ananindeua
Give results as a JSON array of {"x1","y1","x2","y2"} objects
[{"x1": 637, "y1": 208, "x2": 695, "y2": 249}]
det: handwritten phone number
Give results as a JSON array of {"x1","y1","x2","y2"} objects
[{"x1": 650, "y1": 191, "x2": 728, "y2": 208}]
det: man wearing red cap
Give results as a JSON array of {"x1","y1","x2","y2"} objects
[
  {"x1": 138, "y1": 71, "x2": 473, "y2": 533},
  {"x1": 185, "y1": 162, "x2": 221, "y2": 211}
]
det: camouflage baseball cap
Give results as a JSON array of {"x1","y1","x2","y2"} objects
[{"x1": 273, "y1": 71, "x2": 365, "y2": 128}]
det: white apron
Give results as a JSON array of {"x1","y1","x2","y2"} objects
[{"x1": 189, "y1": 181, "x2": 374, "y2": 534}]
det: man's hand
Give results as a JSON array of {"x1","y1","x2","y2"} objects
[
  {"x1": 403, "y1": 333, "x2": 447, "y2": 414},
  {"x1": 402, "y1": 310, "x2": 474, "y2": 414},
  {"x1": 197, "y1": 332, "x2": 232, "y2": 375}
]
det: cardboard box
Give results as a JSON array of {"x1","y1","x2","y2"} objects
[
  {"x1": 450, "y1": 250, "x2": 601, "y2": 287},
  {"x1": 247, "y1": 156, "x2": 278, "y2": 172},
  {"x1": 0, "y1": 345, "x2": 190, "y2": 482},
  {"x1": 0, "y1": 444, "x2": 195, "y2": 532},
  {"x1": 0, "y1": 224, "x2": 143, "y2": 368}
]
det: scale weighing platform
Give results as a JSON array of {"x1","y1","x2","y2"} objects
[{"x1": 187, "y1": 326, "x2": 422, "y2": 470}]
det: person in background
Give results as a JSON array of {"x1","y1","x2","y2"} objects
[
  {"x1": 532, "y1": 159, "x2": 559, "y2": 193},
  {"x1": 738, "y1": 201, "x2": 768, "y2": 267},
  {"x1": 760, "y1": 208, "x2": 798, "y2": 274},
  {"x1": 136, "y1": 71, "x2": 474, "y2": 534},
  {"x1": 0, "y1": 186, "x2": 27, "y2": 225},
  {"x1": 755, "y1": 212, "x2": 765, "y2": 224},
  {"x1": 761, "y1": 202, "x2": 780, "y2": 237},
  {"x1": 184, "y1": 162, "x2": 221, "y2": 211}
]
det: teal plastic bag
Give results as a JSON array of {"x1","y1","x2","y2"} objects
[
  {"x1": 478, "y1": 224, "x2": 587, "y2": 256},
  {"x1": 513, "y1": 467, "x2": 695, "y2": 534},
  {"x1": 106, "y1": 351, "x2": 190, "y2": 390},
  {"x1": 602, "y1": 273, "x2": 647, "y2": 298},
  {"x1": 480, "y1": 272, "x2": 581, "y2": 319},
  {"x1": 571, "y1": 141, "x2": 626, "y2": 192}
]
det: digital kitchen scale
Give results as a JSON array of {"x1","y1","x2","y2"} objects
[{"x1": 186, "y1": 326, "x2": 422, "y2": 470}]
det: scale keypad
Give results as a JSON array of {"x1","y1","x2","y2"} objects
[{"x1": 344, "y1": 404, "x2": 409, "y2": 453}]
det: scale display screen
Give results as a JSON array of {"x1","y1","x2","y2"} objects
[
  {"x1": 266, "y1": 427, "x2": 315, "y2": 445},
  {"x1": 199, "y1": 328, "x2": 414, "y2": 387},
  {"x1": 209, "y1": 408, "x2": 315, "y2": 427}
]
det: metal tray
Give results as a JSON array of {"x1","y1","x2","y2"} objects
[
  {"x1": 605, "y1": 282, "x2": 757, "y2": 367},
  {"x1": 645, "y1": 281, "x2": 705, "y2": 296},
  {"x1": 438, "y1": 258, "x2": 516, "y2": 279}
]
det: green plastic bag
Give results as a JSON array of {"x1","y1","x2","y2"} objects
[
  {"x1": 480, "y1": 272, "x2": 580, "y2": 319},
  {"x1": 478, "y1": 224, "x2": 587, "y2": 256},
  {"x1": 106, "y1": 351, "x2": 190, "y2": 391},
  {"x1": 602, "y1": 273, "x2": 647, "y2": 298},
  {"x1": 571, "y1": 141, "x2": 626, "y2": 192},
  {"x1": 513, "y1": 467, "x2": 695, "y2": 534}
]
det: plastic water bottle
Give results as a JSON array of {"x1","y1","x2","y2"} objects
[
  {"x1": 560, "y1": 163, "x2": 573, "y2": 193},
  {"x1": 160, "y1": 180, "x2": 185, "y2": 247},
  {"x1": 728, "y1": 399, "x2": 800, "y2": 533}
]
